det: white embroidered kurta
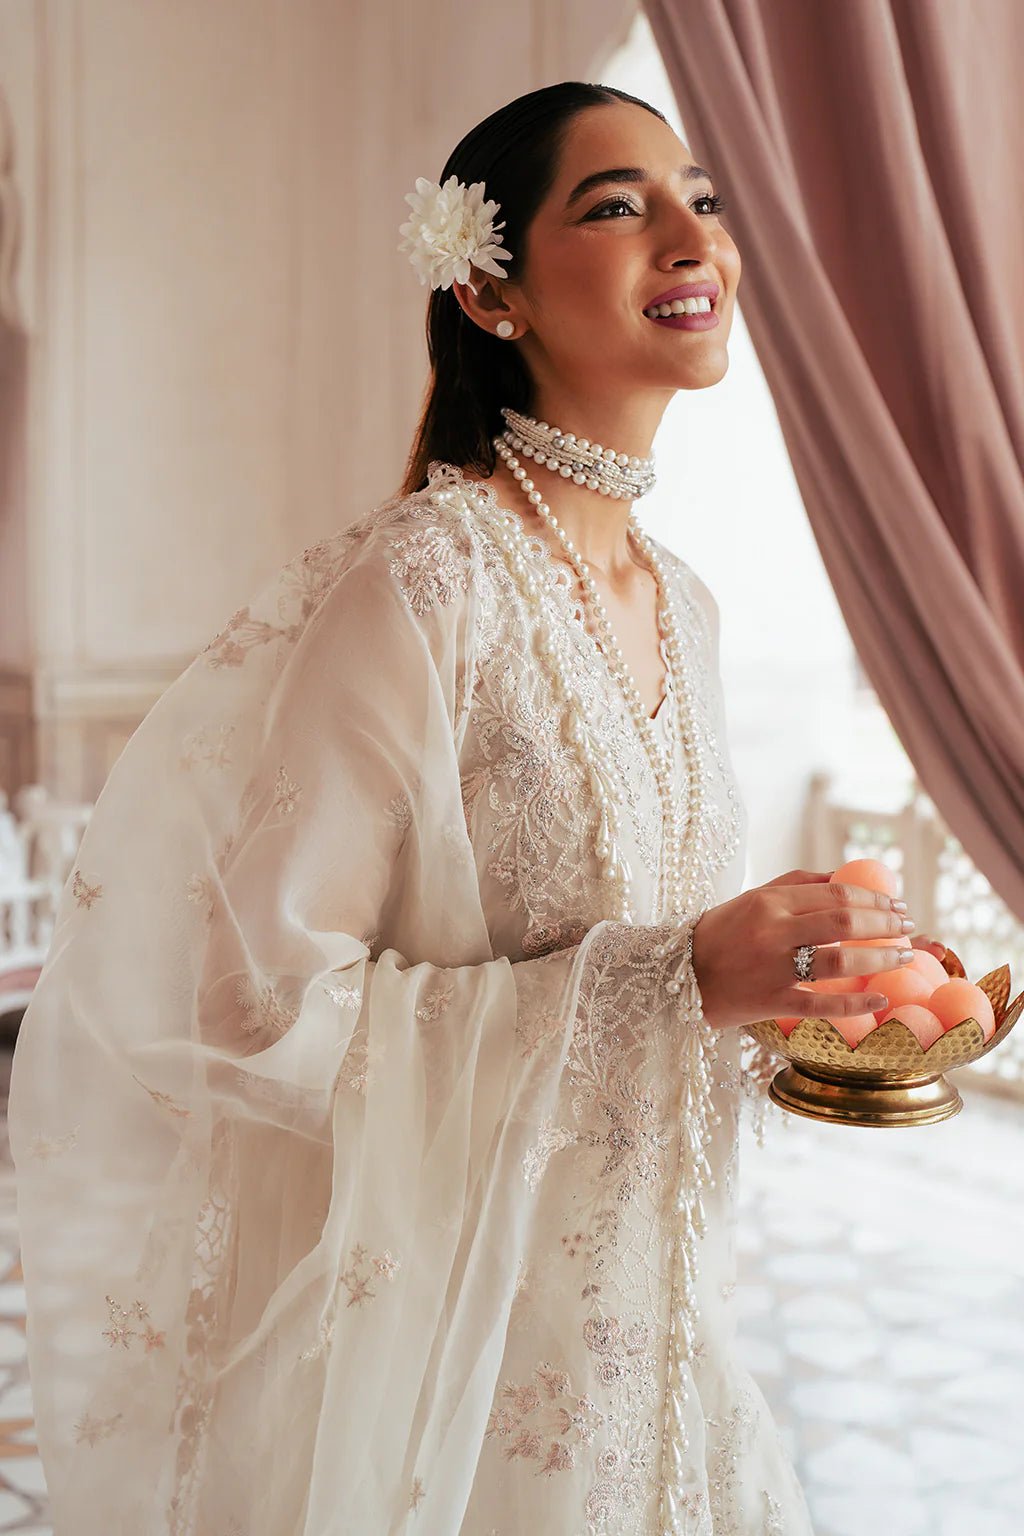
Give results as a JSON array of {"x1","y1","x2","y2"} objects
[
  {"x1": 438, "y1": 467, "x2": 812, "y2": 1535},
  {"x1": 9, "y1": 459, "x2": 809, "y2": 1536}
]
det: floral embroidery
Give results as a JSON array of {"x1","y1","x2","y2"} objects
[
  {"x1": 272, "y1": 764, "x2": 301, "y2": 815},
  {"x1": 323, "y1": 978, "x2": 361, "y2": 1009},
  {"x1": 336, "y1": 1027, "x2": 373, "y2": 1095},
  {"x1": 409, "y1": 1476, "x2": 426, "y2": 1511},
  {"x1": 705, "y1": 1387, "x2": 757, "y2": 1529},
  {"x1": 132, "y1": 1075, "x2": 194, "y2": 1119},
  {"x1": 522, "y1": 1119, "x2": 577, "y2": 1192},
  {"x1": 384, "y1": 792, "x2": 413, "y2": 832},
  {"x1": 471, "y1": 702, "x2": 581, "y2": 920},
  {"x1": 27, "y1": 1127, "x2": 79, "y2": 1159},
  {"x1": 202, "y1": 606, "x2": 295, "y2": 669},
  {"x1": 167, "y1": 1124, "x2": 235, "y2": 1532},
  {"x1": 179, "y1": 723, "x2": 235, "y2": 772},
  {"x1": 234, "y1": 976, "x2": 298, "y2": 1038},
  {"x1": 298, "y1": 1242, "x2": 401, "y2": 1362},
  {"x1": 485, "y1": 1362, "x2": 604, "y2": 1472},
  {"x1": 515, "y1": 1003, "x2": 567, "y2": 1059},
  {"x1": 387, "y1": 523, "x2": 471, "y2": 616},
  {"x1": 415, "y1": 980, "x2": 454, "y2": 1023},
  {"x1": 764, "y1": 1488, "x2": 785, "y2": 1533},
  {"x1": 102, "y1": 1295, "x2": 166, "y2": 1352},
  {"x1": 74, "y1": 1410, "x2": 124, "y2": 1446},
  {"x1": 341, "y1": 1242, "x2": 401, "y2": 1303},
  {"x1": 185, "y1": 873, "x2": 215, "y2": 921},
  {"x1": 72, "y1": 869, "x2": 103, "y2": 909},
  {"x1": 521, "y1": 916, "x2": 590, "y2": 959},
  {"x1": 201, "y1": 535, "x2": 356, "y2": 667},
  {"x1": 585, "y1": 1443, "x2": 648, "y2": 1527},
  {"x1": 479, "y1": 913, "x2": 720, "y2": 1532}
]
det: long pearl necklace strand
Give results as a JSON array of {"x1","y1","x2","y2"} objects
[
  {"x1": 492, "y1": 431, "x2": 700, "y2": 924},
  {"x1": 459, "y1": 430, "x2": 723, "y2": 1532}
]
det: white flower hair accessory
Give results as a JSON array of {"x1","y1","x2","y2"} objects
[{"x1": 398, "y1": 174, "x2": 514, "y2": 295}]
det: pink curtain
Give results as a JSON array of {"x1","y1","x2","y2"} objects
[{"x1": 642, "y1": 0, "x2": 1024, "y2": 920}]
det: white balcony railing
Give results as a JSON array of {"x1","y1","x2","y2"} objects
[{"x1": 0, "y1": 786, "x2": 93, "y2": 1021}]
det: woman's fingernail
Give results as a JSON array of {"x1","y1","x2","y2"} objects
[{"x1": 891, "y1": 899, "x2": 908, "y2": 912}]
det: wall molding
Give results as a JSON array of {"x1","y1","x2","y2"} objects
[
  {"x1": 29, "y1": 659, "x2": 187, "y2": 800},
  {"x1": 0, "y1": 665, "x2": 34, "y2": 796}
]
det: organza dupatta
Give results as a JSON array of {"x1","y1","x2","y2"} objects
[{"x1": 9, "y1": 493, "x2": 710, "y2": 1534}]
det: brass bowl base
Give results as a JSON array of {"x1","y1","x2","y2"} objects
[{"x1": 768, "y1": 1064, "x2": 963, "y2": 1128}]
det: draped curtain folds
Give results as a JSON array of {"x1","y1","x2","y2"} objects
[{"x1": 642, "y1": 0, "x2": 1024, "y2": 919}]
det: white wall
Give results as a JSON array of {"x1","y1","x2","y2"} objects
[{"x1": 0, "y1": 0, "x2": 635, "y2": 799}]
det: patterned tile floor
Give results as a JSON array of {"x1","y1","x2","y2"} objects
[
  {"x1": 735, "y1": 1081, "x2": 1024, "y2": 1536},
  {"x1": 0, "y1": 1045, "x2": 1020, "y2": 1533}
]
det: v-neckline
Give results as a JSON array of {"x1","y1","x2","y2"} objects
[{"x1": 449, "y1": 464, "x2": 674, "y2": 728}]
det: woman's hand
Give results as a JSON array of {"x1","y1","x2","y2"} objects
[{"x1": 689, "y1": 868, "x2": 924, "y2": 1031}]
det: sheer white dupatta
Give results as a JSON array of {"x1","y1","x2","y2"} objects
[{"x1": 9, "y1": 483, "x2": 709, "y2": 1534}]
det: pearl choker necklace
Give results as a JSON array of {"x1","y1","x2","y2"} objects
[{"x1": 499, "y1": 406, "x2": 656, "y2": 501}]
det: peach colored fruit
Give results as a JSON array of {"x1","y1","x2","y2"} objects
[
  {"x1": 775, "y1": 1016, "x2": 801, "y2": 1037},
  {"x1": 832, "y1": 1011, "x2": 883, "y2": 1049},
  {"x1": 863, "y1": 967, "x2": 933, "y2": 1014},
  {"x1": 832, "y1": 858, "x2": 900, "y2": 898},
  {"x1": 878, "y1": 1003, "x2": 944, "y2": 1048},
  {"x1": 928, "y1": 979, "x2": 996, "y2": 1043},
  {"x1": 905, "y1": 950, "x2": 949, "y2": 990}
]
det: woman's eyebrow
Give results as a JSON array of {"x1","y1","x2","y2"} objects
[{"x1": 564, "y1": 163, "x2": 713, "y2": 209}]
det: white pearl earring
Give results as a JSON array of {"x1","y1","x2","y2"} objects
[{"x1": 495, "y1": 319, "x2": 515, "y2": 339}]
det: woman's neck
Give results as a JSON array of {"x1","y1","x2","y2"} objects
[{"x1": 484, "y1": 460, "x2": 643, "y2": 583}]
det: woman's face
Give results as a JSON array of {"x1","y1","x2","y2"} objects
[{"x1": 505, "y1": 101, "x2": 741, "y2": 397}]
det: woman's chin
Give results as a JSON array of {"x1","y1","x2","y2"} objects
[{"x1": 662, "y1": 349, "x2": 730, "y2": 391}]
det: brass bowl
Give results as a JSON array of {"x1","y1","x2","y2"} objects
[{"x1": 743, "y1": 947, "x2": 1024, "y2": 1127}]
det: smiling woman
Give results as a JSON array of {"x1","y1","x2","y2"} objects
[{"x1": 10, "y1": 80, "x2": 823, "y2": 1536}]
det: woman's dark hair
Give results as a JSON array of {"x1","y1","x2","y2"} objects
[{"x1": 400, "y1": 82, "x2": 669, "y2": 495}]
